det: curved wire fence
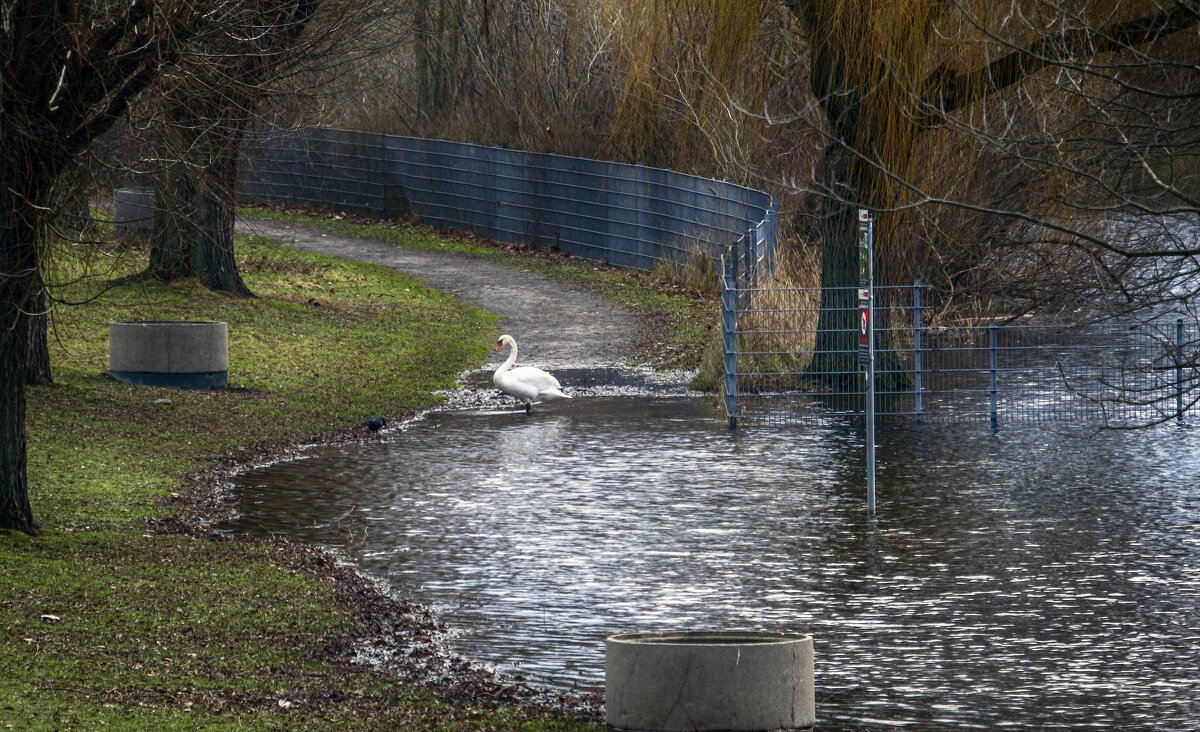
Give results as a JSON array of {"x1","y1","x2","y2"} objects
[
  {"x1": 233, "y1": 127, "x2": 1200, "y2": 429},
  {"x1": 237, "y1": 126, "x2": 776, "y2": 281}
]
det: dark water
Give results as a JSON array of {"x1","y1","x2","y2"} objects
[{"x1": 228, "y1": 385, "x2": 1200, "y2": 729}]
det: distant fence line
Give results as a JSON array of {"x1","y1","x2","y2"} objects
[{"x1": 237, "y1": 126, "x2": 776, "y2": 279}]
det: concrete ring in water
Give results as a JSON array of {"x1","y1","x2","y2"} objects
[{"x1": 605, "y1": 631, "x2": 815, "y2": 731}]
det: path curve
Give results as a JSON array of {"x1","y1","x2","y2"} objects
[{"x1": 236, "y1": 215, "x2": 639, "y2": 370}]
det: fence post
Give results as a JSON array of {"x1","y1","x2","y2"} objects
[
  {"x1": 635, "y1": 163, "x2": 648, "y2": 270},
  {"x1": 739, "y1": 225, "x2": 748, "y2": 288},
  {"x1": 1177, "y1": 318, "x2": 1185, "y2": 422},
  {"x1": 989, "y1": 323, "x2": 999, "y2": 429},
  {"x1": 765, "y1": 202, "x2": 778, "y2": 277},
  {"x1": 722, "y1": 255, "x2": 739, "y2": 430},
  {"x1": 858, "y1": 209, "x2": 876, "y2": 519},
  {"x1": 913, "y1": 281, "x2": 923, "y2": 423},
  {"x1": 730, "y1": 233, "x2": 741, "y2": 289}
]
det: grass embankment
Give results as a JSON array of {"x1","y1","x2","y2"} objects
[{"x1": 2, "y1": 231, "x2": 604, "y2": 730}]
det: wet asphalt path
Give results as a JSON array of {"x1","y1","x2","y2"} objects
[{"x1": 236, "y1": 215, "x2": 639, "y2": 370}]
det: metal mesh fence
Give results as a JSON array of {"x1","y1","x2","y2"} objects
[
  {"x1": 724, "y1": 279, "x2": 1200, "y2": 428},
  {"x1": 233, "y1": 127, "x2": 1200, "y2": 429},
  {"x1": 238, "y1": 126, "x2": 776, "y2": 279}
]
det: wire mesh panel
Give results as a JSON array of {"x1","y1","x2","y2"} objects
[
  {"x1": 239, "y1": 128, "x2": 391, "y2": 217},
  {"x1": 728, "y1": 282, "x2": 1200, "y2": 427},
  {"x1": 238, "y1": 126, "x2": 776, "y2": 279}
]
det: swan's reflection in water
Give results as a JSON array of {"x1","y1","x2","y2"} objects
[{"x1": 229, "y1": 396, "x2": 1200, "y2": 729}]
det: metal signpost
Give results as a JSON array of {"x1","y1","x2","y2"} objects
[{"x1": 858, "y1": 209, "x2": 876, "y2": 518}]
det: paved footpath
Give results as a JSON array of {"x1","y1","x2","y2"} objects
[{"x1": 236, "y1": 215, "x2": 639, "y2": 370}]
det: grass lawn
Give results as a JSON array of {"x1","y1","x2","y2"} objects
[{"x1": 3, "y1": 228, "x2": 612, "y2": 730}]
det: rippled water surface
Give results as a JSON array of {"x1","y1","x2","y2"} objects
[{"x1": 228, "y1": 384, "x2": 1200, "y2": 729}]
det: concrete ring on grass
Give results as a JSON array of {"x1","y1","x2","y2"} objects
[
  {"x1": 605, "y1": 631, "x2": 815, "y2": 732},
  {"x1": 109, "y1": 320, "x2": 229, "y2": 389},
  {"x1": 112, "y1": 187, "x2": 155, "y2": 240}
]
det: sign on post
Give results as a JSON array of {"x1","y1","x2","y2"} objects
[
  {"x1": 858, "y1": 212, "x2": 872, "y2": 367},
  {"x1": 858, "y1": 288, "x2": 870, "y2": 366}
]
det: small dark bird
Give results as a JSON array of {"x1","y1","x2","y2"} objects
[{"x1": 363, "y1": 417, "x2": 387, "y2": 431}]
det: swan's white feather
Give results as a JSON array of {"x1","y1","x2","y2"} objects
[{"x1": 493, "y1": 335, "x2": 571, "y2": 408}]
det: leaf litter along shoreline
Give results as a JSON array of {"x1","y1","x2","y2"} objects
[
  {"x1": 154, "y1": 405, "x2": 609, "y2": 724},
  {"x1": 156, "y1": 444, "x2": 609, "y2": 720}
]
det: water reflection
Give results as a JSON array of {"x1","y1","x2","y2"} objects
[{"x1": 228, "y1": 396, "x2": 1200, "y2": 729}]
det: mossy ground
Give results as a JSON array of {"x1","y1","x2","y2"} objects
[{"x1": 5, "y1": 228, "x2": 607, "y2": 730}]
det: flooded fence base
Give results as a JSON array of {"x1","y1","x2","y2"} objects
[{"x1": 721, "y1": 276, "x2": 1200, "y2": 428}]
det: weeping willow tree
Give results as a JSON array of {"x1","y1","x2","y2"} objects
[
  {"x1": 609, "y1": 0, "x2": 1199, "y2": 390},
  {"x1": 797, "y1": 0, "x2": 1197, "y2": 389},
  {"x1": 607, "y1": 1, "x2": 772, "y2": 170},
  {"x1": 788, "y1": 1, "x2": 937, "y2": 388},
  {"x1": 608, "y1": 0, "x2": 927, "y2": 387}
]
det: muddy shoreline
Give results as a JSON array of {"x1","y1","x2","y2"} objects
[{"x1": 158, "y1": 394, "x2": 607, "y2": 723}]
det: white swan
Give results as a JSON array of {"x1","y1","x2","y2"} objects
[{"x1": 493, "y1": 335, "x2": 571, "y2": 413}]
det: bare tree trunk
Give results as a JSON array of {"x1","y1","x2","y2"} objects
[
  {"x1": 808, "y1": 143, "x2": 910, "y2": 393},
  {"x1": 146, "y1": 165, "x2": 195, "y2": 281},
  {"x1": 141, "y1": 0, "x2": 323, "y2": 299},
  {"x1": 146, "y1": 104, "x2": 253, "y2": 297},
  {"x1": 25, "y1": 284, "x2": 52, "y2": 387},
  {"x1": 803, "y1": 17, "x2": 912, "y2": 394},
  {"x1": 807, "y1": 143, "x2": 861, "y2": 388},
  {"x1": 193, "y1": 116, "x2": 253, "y2": 297},
  {"x1": 27, "y1": 189, "x2": 94, "y2": 386},
  {"x1": 1, "y1": 189, "x2": 38, "y2": 534}
]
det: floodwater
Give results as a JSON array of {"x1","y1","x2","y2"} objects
[{"x1": 227, "y1": 370, "x2": 1200, "y2": 729}]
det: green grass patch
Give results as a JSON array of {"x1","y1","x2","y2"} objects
[
  {"x1": 6, "y1": 233, "x2": 598, "y2": 730},
  {"x1": 31, "y1": 237, "x2": 494, "y2": 529}
]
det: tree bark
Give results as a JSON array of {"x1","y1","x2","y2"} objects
[
  {"x1": 193, "y1": 116, "x2": 253, "y2": 297},
  {"x1": 808, "y1": 143, "x2": 910, "y2": 394},
  {"x1": 802, "y1": 9, "x2": 914, "y2": 394},
  {"x1": 25, "y1": 284, "x2": 52, "y2": 387},
  {"x1": 145, "y1": 103, "x2": 254, "y2": 297},
  {"x1": 147, "y1": 166, "x2": 196, "y2": 282},
  {"x1": 26, "y1": 189, "x2": 92, "y2": 386},
  {"x1": 141, "y1": 0, "x2": 319, "y2": 298},
  {"x1": 1, "y1": 190, "x2": 39, "y2": 534}
]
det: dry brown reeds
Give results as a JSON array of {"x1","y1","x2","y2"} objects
[{"x1": 694, "y1": 243, "x2": 822, "y2": 393}]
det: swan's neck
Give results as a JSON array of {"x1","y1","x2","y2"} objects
[{"x1": 494, "y1": 341, "x2": 518, "y2": 379}]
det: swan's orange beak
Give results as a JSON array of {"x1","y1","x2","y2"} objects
[{"x1": 495, "y1": 341, "x2": 503, "y2": 350}]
